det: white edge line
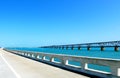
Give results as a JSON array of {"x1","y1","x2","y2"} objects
[{"x1": 0, "y1": 54, "x2": 21, "y2": 78}]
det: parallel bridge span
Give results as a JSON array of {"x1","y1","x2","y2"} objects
[{"x1": 41, "y1": 41, "x2": 120, "y2": 51}]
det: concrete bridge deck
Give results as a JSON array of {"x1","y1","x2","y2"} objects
[{"x1": 0, "y1": 49, "x2": 89, "y2": 78}]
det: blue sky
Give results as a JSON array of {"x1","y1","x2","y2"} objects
[{"x1": 0, "y1": 0, "x2": 120, "y2": 47}]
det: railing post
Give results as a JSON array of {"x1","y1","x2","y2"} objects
[
  {"x1": 27, "y1": 53, "x2": 28, "y2": 56},
  {"x1": 37, "y1": 54, "x2": 40, "y2": 59},
  {"x1": 32, "y1": 53, "x2": 34, "y2": 57},
  {"x1": 24, "y1": 53, "x2": 25, "y2": 55},
  {"x1": 42, "y1": 56, "x2": 45, "y2": 60},
  {"x1": 28, "y1": 53, "x2": 30, "y2": 57},
  {"x1": 61, "y1": 59, "x2": 68, "y2": 65},
  {"x1": 81, "y1": 62, "x2": 88, "y2": 70},
  {"x1": 24, "y1": 53, "x2": 26, "y2": 56},
  {"x1": 34, "y1": 53, "x2": 38, "y2": 59},
  {"x1": 30, "y1": 53, "x2": 32, "y2": 57},
  {"x1": 110, "y1": 66, "x2": 120, "y2": 77},
  {"x1": 50, "y1": 57, "x2": 54, "y2": 62}
]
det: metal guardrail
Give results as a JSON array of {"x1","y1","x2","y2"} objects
[{"x1": 4, "y1": 49, "x2": 120, "y2": 78}]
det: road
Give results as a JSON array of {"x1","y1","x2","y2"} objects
[{"x1": 0, "y1": 49, "x2": 89, "y2": 78}]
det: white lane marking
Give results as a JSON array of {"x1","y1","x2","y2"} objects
[{"x1": 0, "y1": 54, "x2": 21, "y2": 78}]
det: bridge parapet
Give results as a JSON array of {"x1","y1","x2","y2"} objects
[{"x1": 4, "y1": 49, "x2": 120, "y2": 78}]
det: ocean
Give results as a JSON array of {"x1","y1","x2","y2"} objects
[{"x1": 6, "y1": 47, "x2": 120, "y2": 72}]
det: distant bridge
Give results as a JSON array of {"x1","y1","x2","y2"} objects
[{"x1": 40, "y1": 41, "x2": 120, "y2": 51}]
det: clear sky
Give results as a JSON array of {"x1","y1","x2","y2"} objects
[{"x1": 0, "y1": 0, "x2": 120, "y2": 47}]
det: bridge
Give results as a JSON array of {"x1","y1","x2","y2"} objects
[
  {"x1": 0, "y1": 48, "x2": 89, "y2": 78},
  {"x1": 3, "y1": 48, "x2": 120, "y2": 78},
  {"x1": 41, "y1": 41, "x2": 120, "y2": 51},
  {"x1": 1, "y1": 41, "x2": 120, "y2": 78}
]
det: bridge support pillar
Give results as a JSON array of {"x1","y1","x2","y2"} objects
[
  {"x1": 66, "y1": 47, "x2": 68, "y2": 50},
  {"x1": 101, "y1": 46, "x2": 104, "y2": 51},
  {"x1": 62, "y1": 47, "x2": 64, "y2": 50},
  {"x1": 59, "y1": 47, "x2": 61, "y2": 49},
  {"x1": 115, "y1": 46, "x2": 119, "y2": 52},
  {"x1": 87, "y1": 46, "x2": 90, "y2": 51},
  {"x1": 78, "y1": 47, "x2": 81, "y2": 50},
  {"x1": 71, "y1": 46, "x2": 74, "y2": 50}
]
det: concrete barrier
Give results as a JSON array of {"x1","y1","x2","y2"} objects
[{"x1": 4, "y1": 49, "x2": 120, "y2": 78}]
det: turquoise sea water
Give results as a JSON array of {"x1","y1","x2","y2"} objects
[{"x1": 6, "y1": 47, "x2": 120, "y2": 72}]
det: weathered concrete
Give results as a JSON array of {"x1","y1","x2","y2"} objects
[
  {"x1": 0, "y1": 49, "x2": 89, "y2": 78},
  {"x1": 5, "y1": 49, "x2": 120, "y2": 78}
]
